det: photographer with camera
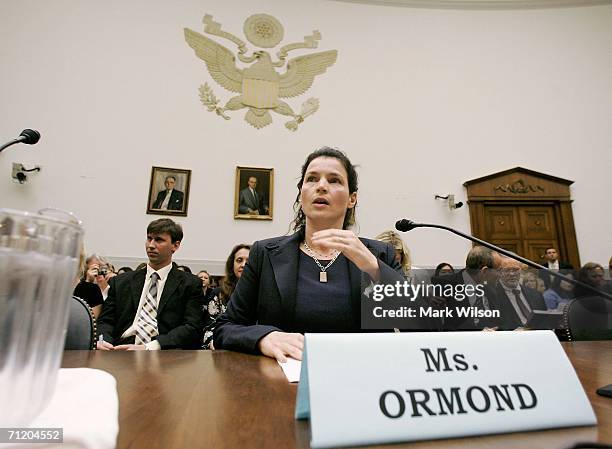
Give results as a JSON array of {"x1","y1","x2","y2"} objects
[{"x1": 82, "y1": 254, "x2": 116, "y2": 300}]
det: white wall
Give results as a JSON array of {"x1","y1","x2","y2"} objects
[{"x1": 1, "y1": 0, "x2": 610, "y2": 273}]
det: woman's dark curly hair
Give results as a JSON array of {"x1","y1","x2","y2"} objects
[
  {"x1": 219, "y1": 244, "x2": 251, "y2": 303},
  {"x1": 291, "y1": 147, "x2": 358, "y2": 233}
]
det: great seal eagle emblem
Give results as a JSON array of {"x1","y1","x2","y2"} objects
[{"x1": 184, "y1": 14, "x2": 338, "y2": 131}]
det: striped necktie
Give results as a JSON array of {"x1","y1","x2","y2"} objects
[
  {"x1": 512, "y1": 289, "x2": 531, "y2": 324},
  {"x1": 135, "y1": 272, "x2": 160, "y2": 345}
]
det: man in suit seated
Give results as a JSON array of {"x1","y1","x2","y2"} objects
[
  {"x1": 97, "y1": 218, "x2": 206, "y2": 350},
  {"x1": 539, "y1": 247, "x2": 573, "y2": 289},
  {"x1": 489, "y1": 258, "x2": 547, "y2": 330},
  {"x1": 238, "y1": 176, "x2": 268, "y2": 215},
  {"x1": 431, "y1": 246, "x2": 499, "y2": 330},
  {"x1": 152, "y1": 175, "x2": 184, "y2": 211}
]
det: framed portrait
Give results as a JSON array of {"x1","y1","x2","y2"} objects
[
  {"x1": 146, "y1": 166, "x2": 191, "y2": 217},
  {"x1": 234, "y1": 166, "x2": 274, "y2": 220}
]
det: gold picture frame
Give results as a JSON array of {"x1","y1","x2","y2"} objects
[
  {"x1": 234, "y1": 166, "x2": 274, "y2": 220},
  {"x1": 147, "y1": 166, "x2": 191, "y2": 217}
]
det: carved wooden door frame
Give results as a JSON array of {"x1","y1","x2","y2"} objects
[{"x1": 464, "y1": 167, "x2": 580, "y2": 268}]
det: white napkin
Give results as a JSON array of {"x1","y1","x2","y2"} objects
[
  {"x1": 278, "y1": 357, "x2": 302, "y2": 383},
  {"x1": 1, "y1": 368, "x2": 119, "y2": 449}
]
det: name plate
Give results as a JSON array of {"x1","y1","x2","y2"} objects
[{"x1": 295, "y1": 331, "x2": 596, "y2": 448}]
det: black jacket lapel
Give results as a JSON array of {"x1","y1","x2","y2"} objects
[
  {"x1": 268, "y1": 233, "x2": 302, "y2": 329},
  {"x1": 158, "y1": 264, "x2": 181, "y2": 316},
  {"x1": 130, "y1": 269, "x2": 147, "y2": 311}
]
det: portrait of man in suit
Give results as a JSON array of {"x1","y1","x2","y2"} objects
[
  {"x1": 238, "y1": 176, "x2": 268, "y2": 215},
  {"x1": 96, "y1": 218, "x2": 207, "y2": 350},
  {"x1": 152, "y1": 176, "x2": 184, "y2": 211},
  {"x1": 234, "y1": 167, "x2": 273, "y2": 220},
  {"x1": 147, "y1": 167, "x2": 191, "y2": 217}
]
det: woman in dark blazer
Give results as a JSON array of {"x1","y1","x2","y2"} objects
[{"x1": 214, "y1": 147, "x2": 404, "y2": 361}]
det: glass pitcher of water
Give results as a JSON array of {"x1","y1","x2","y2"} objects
[{"x1": 0, "y1": 208, "x2": 83, "y2": 426}]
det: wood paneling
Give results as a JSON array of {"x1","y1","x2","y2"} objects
[{"x1": 464, "y1": 168, "x2": 580, "y2": 267}]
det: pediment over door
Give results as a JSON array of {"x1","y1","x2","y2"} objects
[{"x1": 463, "y1": 167, "x2": 573, "y2": 201}]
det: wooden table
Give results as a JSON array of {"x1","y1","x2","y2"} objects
[{"x1": 62, "y1": 341, "x2": 612, "y2": 449}]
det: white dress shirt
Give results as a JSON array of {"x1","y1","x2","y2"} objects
[
  {"x1": 160, "y1": 189, "x2": 173, "y2": 210},
  {"x1": 120, "y1": 262, "x2": 173, "y2": 350}
]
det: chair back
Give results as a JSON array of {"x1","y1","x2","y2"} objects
[
  {"x1": 564, "y1": 296, "x2": 612, "y2": 341},
  {"x1": 65, "y1": 296, "x2": 97, "y2": 350}
]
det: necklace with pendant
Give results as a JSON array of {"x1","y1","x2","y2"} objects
[{"x1": 303, "y1": 241, "x2": 340, "y2": 283}]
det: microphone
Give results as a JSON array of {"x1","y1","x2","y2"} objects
[
  {"x1": 395, "y1": 218, "x2": 612, "y2": 300},
  {"x1": 0, "y1": 129, "x2": 41, "y2": 153}
]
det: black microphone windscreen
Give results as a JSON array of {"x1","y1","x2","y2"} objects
[
  {"x1": 19, "y1": 129, "x2": 41, "y2": 145},
  {"x1": 395, "y1": 219, "x2": 415, "y2": 232}
]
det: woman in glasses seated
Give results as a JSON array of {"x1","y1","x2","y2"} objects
[{"x1": 214, "y1": 147, "x2": 405, "y2": 361}]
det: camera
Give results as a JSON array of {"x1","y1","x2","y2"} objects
[{"x1": 98, "y1": 267, "x2": 109, "y2": 277}]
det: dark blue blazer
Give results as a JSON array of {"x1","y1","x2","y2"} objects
[{"x1": 213, "y1": 232, "x2": 403, "y2": 354}]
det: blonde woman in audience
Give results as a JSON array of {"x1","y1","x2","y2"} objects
[
  {"x1": 375, "y1": 230, "x2": 411, "y2": 276},
  {"x1": 214, "y1": 147, "x2": 404, "y2": 361},
  {"x1": 73, "y1": 247, "x2": 103, "y2": 318},
  {"x1": 83, "y1": 254, "x2": 115, "y2": 300},
  {"x1": 521, "y1": 270, "x2": 545, "y2": 293},
  {"x1": 202, "y1": 244, "x2": 251, "y2": 349}
]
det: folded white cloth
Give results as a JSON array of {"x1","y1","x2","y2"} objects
[{"x1": 1, "y1": 368, "x2": 118, "y2": 449}]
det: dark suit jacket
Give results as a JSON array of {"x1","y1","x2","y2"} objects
[
  {"x1": 539, "y1": 261, "x2": 574, "y2": 288},
  {"x1": 238, "y1": 187, "x2": 266, "y2": 214},
  {"x1": 430, "y1": 270, "x2": 496, "y2": 330},
  {"x1": 213, "y1": 232, "x2": 404, "y2": 354},
  {"x1": 487, "y1": 282, "x2": 547, "y2": 330},
  {"x1": 97, "y1": 264, "x2": 205, "y2": 349},
  {"x1": 152, "y1": 189, "x2": 184, "y2": 210}
]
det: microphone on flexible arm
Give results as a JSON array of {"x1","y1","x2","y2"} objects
[
  {"x1": 0, "y1": 129, "x2": 41, "y2": 153},
  {"x1": 395, "y1": 218, "x2": 612, "y2": 301}
]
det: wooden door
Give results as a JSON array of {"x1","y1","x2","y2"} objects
[
  {"x1": 464, "y1": 167, "x2": 580, "y2": 268},
  {"x1": 484, "y1": 204, "x2": 559, "y2": 264}
]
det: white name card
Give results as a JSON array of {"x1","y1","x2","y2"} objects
[{"x1": 295, "y1": 331, "x2": 596, "y2": 448}]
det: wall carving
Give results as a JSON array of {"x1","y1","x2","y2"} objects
[
  {"x1": 184, "y1": 14, "x2": 338, "y2": 131},
  {"x1": 494, "y1": 179, "x2": 545, "y2": 194}
]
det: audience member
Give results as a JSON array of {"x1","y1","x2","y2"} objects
[
  {"x1": 521, "y1": 270, "x2": 545, "y2": 293},
  {"x1": 177, "y1": 265, "x2": 192, "y2": 273},
  {"x1": 73, "y1": 247, "x2": 103, "y2": 318},
  {"x1": 97, "y1": 218, "x2": 206, "y2": 350},
  {"x1": 431, "y1": 246, "x2": 498, "y2": 330},
  {"x1": 574, "y1": 262, "x2": 606, "y2": 298},
  {"x1": 433, "y1": 262, "x2": 454, "y2": 278},
  {"x1": 539, "y1": 247, "x2": 573, "y2": 288},
  {"x1": 197, "y1": 270, "x2": 213, "y2": 298},
  {"x1": 214, "y1": 147, "x2": 403, "y2": 361},
  {"x1": 489, "y1": 258, "x2": 547, "y2": 329},
  {"x1": 117, "y1": 266, "x2": 133, "y2": 275},
  {"x1": 543, "y1": 272, "x2": 576, "y2": 310},
  {"x1": 374, "y1": 230, "x2": 411, "y2": 275},
  {"x1": 83, "y1": 254, "x2": 115, "y2": 300},
  {"x1": 202, "y1": 245, "x2": 251, "y2": 349}
]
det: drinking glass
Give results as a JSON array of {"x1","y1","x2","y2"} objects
[{"x1": 0, "y1": 208, "x2": 83, "y2": 426}]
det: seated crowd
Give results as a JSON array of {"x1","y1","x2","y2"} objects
[{"x1": 72, "y1": 147, "x2": 612, "y2": 357}]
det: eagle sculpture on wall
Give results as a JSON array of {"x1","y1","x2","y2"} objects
[{"x1": 184, "y1": 14, "x2": 337, "y2": 130}]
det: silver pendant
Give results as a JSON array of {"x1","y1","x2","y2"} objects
[{"x1": 319, "y1": 271, "x2": 327, "y2": 283}]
